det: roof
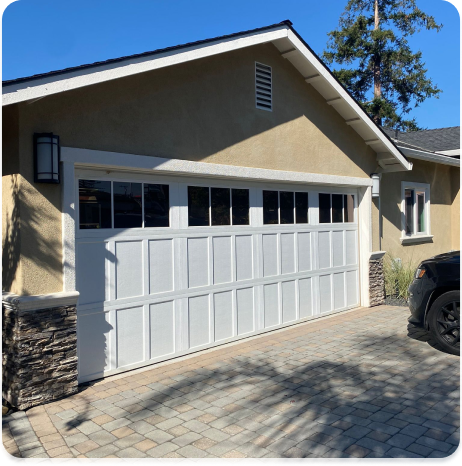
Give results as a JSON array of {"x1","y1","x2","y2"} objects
[
  {"x1": 2, "y1": 20, "x2": 412, "y2": 172},
  {"x1": 382, "y1": 127, "x2": 460, "y2": 153}
]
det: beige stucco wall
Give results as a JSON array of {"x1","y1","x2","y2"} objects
[
  {"x1": 2, "y1": 105, "x2": 22, "y2": 294},
  {"x1": 4, "y1": 42, "x2": 380, "y2": 296},
  {"x1": 379, "y1": 160, "x2": 459, "y2": 268},
  {"x1": 451, "y1": 167, "x2": 460, "y2": 251}
]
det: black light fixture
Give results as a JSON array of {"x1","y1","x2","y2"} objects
[{"x1": 34, "y1": 133, "x2": 60, "y2": 183}]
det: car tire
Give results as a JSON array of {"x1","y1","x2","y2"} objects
[{"x1": 428, "y1": 291, "x2": 460, "y2": 356}]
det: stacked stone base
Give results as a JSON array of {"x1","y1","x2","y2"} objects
[
  {"x1": 369, "y1": 258, "x2": 385, "y2": 306},
  {"x1": 2, "y1": 294, "x2": 79, "y2": 410}
]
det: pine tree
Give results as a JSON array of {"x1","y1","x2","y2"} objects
[{"x1": 323, "y1": 0, "x2": 442, "y2": 131}]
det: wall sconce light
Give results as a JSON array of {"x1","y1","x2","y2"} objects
[
  {"x1": 371, "y1": 173, "x2": 380, "y2": 198},
  {"x1": 34, "y1": 133, "x2": 60, "y2": 183}
]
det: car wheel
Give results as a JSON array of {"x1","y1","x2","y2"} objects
[{"x1": 428, "y1": 291, "x2": 460, "y2": 356}]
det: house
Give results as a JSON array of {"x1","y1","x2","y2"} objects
[{"x1": 2, "y1": 20, "x2": 460, "y2": 409}]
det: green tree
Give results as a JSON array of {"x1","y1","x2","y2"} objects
[{"x1": 323, "y1": 0, "x2": 442, "y2": 130}]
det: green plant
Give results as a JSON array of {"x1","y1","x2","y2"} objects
[{"x1": 383, "y1": 253, "x2": 417, "y2": 301}]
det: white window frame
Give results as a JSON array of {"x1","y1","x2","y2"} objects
[{"x1": 400, "y1": 181, "x2": 432, "y2": 244}]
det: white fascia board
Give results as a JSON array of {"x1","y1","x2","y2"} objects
[
  {"x1": 2, "y1": 27, "x2": 289, "y2": 106},
  {"x1": 286, "y1": 30, "x2": 412, "y2": 172},
  {"x1": 61, "y1": 146, "x2": 373, "y2": 187},
  {"x1": 399, "y1": 146, "x2": 460, "y2": 167},
  {"x1": 436, "y1": 149, "x2": 460, "y2": 156}
]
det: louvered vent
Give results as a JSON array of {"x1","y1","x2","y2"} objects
[{"x1": 255, "y1": 62, "x2": 272, "y2": 111}]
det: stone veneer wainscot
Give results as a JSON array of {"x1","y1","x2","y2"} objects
[
  {"x1": 2, "y1": 291, "x2": 79, "y2": 410},
  {"x1": 369, "y1": 252, "x2": 386, "y2": 307}
]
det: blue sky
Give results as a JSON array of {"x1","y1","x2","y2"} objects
[{"x1": 2, "y1": 0, "x2": 460, "y2": 129}]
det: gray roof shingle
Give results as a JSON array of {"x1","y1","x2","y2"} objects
[{"x1": 382, "y1": 127, "x2": 460, "y2": 152}]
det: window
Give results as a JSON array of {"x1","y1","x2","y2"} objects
[
  {"x1": 79, "y1": 179, "x2": 170, "y2": 229},
  {"x1": 188, "y1": 186, "x2": 250, "y2": 226},
  {"x1": 255, "y1": 62, "x2": 272, "y2": 111},
  {"x1": 113, "y1": 182, "x2": 142, "y2": 228},
  {"x1": 232, "y1": 189, "x2": 250, "y2": 225},
  {"x1": 211, "y1": 188, "x2": 230, "y2": 226},
  {"x1": 79, "y1": 180, "x2": 112, "y2": 229},
  {"x1": 280, "y1": 192, "x2": 294, "y2": 224},
  {"x1": 319, "y1": 193, "x2": 331, "y2": 223},
  {"x1": 188, "y1": 186, "x2": 210, "y2": 226},
  {"x1": 295, "y1": 192, "x2": 309, "y2": 224},
  {"x1": 343, "y1": 194, "x2": 354, "y2": 223},
  {"x1": 144, "y1": 184, "x2": 169, "y2": 227},
  {"x1": 263, "y1": 190, "x2": 309, "y2": 225},
  {"x1": 263, "y1": 190, "x2": 279, "y2": 224},
  {"x1": 319, "y1": 193, "x2": 355, "y2": 224},
  {"x1": 402, "y1": 182, "x2": 430, "y2": 239}
]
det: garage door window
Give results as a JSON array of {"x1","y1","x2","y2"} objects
[
  {"x1": 113, "y1": 182, "x2": 142, "y2": 228},
  {"x1": 319, "y1": 193, "x2": 355, "y2": 223},
  {"x1": 232, "y1": 189, "x2": 250, "y2": 225},
  {"x1": 264, "y1": 190, "x2": 309, "y2": 225},
  {"x1": 79, "y1": 180, "x2": 171, "y2": 229},
  {"x1": 144, "y1": 184, "x2": 169, "y2": 227},
  {"x1": 188, "y1": 186, "x2": 250, "y2": 226},
  {"x1": 79, "y1": 180, "x2": 112, "y2": 229}
]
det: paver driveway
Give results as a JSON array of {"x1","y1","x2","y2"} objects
[{"x1": 3, "y1": 305, "x2": 460, "y2": 458}]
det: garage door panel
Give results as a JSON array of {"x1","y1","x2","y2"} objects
[
  {"x1": 318, "y1": 232, "x2": 331, "y2": 269},
  {"x1": 78, "y1": 311, "x2": 112, "y2": 379},
  {"x1": 214, "y1": 291, "x2": 234, "y2": 341},
  {"x1": 237, "y1": 287, "x2": 254, "y2": 335},
  {"x1": 189, "y1": 295, "x2": 210, "y2": 348},
  {"x1": 115, "y1": 241, "x2": 143, "y2": 300},
  {"x1": 281, "y1": 233, "x2": 295, "y2": 275},
  {"x1": 235, "y1": 235, "x2": 253, "y2": 281},
  {"x1": 299, "y1": 278, "x2": 313, "y2": 318},
  {"x1": 333, "y1": 272, "x2": 346, "y2": 310},
  {"x1": 346, "y1": 270, "x2": 359, "y2": 306},
  {"x1": 116, "y1": 306, "x2": 144, "y2": 368},
  {"x1": 319, "y1": 274, "x2": 332, "y2": 313},
  {"x1": 213, "y1": 236, "x2": 232, "y2": 285},
  {"x1": 264, "y1": 283, "x2": 280, "y2": 328},
  {"x1": 150, "y1": 301, "x2": 175, "y2": 359},
  {"x1": 263, "y1": 234, "x2": 278, "y2": 277},
  {"x1": 282, "y1": 280, "x2": 296, "y2": 323},
  {"x1": 298, "y1": 232, "x2": 311, "y2": 272},
  {"x1": 77, "y1": 242, "x2": 107, "y2": 305},
  {"x1": 332, "y1": 231, "x2": 344, "y2": 267},
  {"x1": 149, "y1": 239, "x2": 174, "y2": 294},
  {"x1": 188, "y1": 237, "x2": 209, "y2": 288},
  {"x1": 346, "y1": 230, "x2": 357, "y2": 266}
]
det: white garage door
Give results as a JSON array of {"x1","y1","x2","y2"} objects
[{"x1": 75, "y1": 169, "x2": 360, "y2": 382}]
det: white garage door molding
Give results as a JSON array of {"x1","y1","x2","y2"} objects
[{"x1": 61, "y1": 148, "x2": 372, "y2": 383}]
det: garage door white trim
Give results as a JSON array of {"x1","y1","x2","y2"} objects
[{"x1": 61, "y1": 148, "x2": 372, "y2": 382}]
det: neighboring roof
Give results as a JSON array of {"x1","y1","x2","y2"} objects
[
  {"x1": 381, "y1": 127, "x2": 460, "y2": 167},
  {"x1": 382, "y1": 127, "x2": 460, "y2": 153},
  {"x1": 2, "y1": 20, "x2": 412, "y2": 172}
]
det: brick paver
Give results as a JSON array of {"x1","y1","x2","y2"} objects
[{"x1": 2, "y1": 305, "x2": 459, "y2": 458}]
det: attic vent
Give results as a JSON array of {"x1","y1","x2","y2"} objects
[{"x1": 255, "y1": 62, "x2": 272, "y2": 111}]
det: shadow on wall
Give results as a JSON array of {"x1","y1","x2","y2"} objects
[
  {"x1": 2, "y1": 175, "x2": 63, "y2": 295},
  {"x1": 2, "y1": 175, "x2": 20, "y2": 292},
  {"x1": 28, "y1": 319, "x2": 459, "y2": 458}
]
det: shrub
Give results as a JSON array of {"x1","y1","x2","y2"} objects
[{"x1": 383, "y1": 253, "x2": 418, "y2": 301}]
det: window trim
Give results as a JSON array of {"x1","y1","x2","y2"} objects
[{"x1": 400, "y1": 181, "x2": 431, "y2": 242}]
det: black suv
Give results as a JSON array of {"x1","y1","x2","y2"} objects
[{"x1": 408, "y1": 251, "x2": 460, "y2": 355}]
